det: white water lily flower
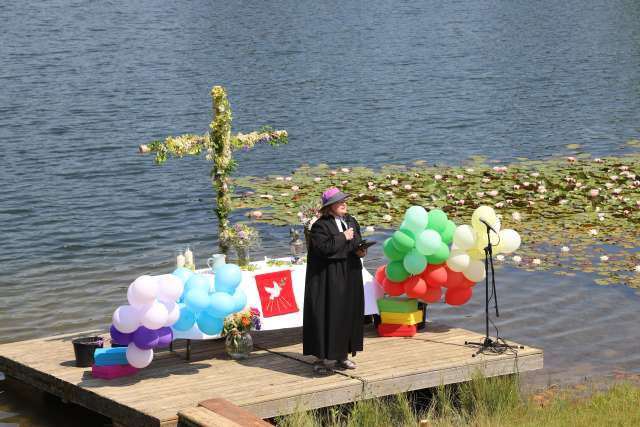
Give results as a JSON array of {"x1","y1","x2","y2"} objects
[
  {"x1": 341, "y1": 167, "x2": 350, "y2": 173},
  {"x1": 528, "y1": 200, "x2": 536, "y2": 206},
  {"x1": 594, "y1": 158, "x2": 603, "y2": 163},
  {"x1": 456, "y1": 199, "x2": 465, "y2": 205},
  {"x1": 314, "y1": 177, "x2": 322, "y2": 182},
  {"x1": 575, "y1": 182, "x2": 583, "y2": 188},
  {"x1": 409, "y1": 193, "x2": 419, "y2": 199},
  {"x1": 358, "y1": 193, "x2": 365, "y2": 197},
  {"x1": 589, "y1": 229, "x2": 598, "y2": 236},
  {"x1": 404, "y1": 184, "x2": 412, "y2": 190},
  {"x1": 532, "y1": 259, "x2": 541, "y2": 265},
  {"x1": 280, "y1": 192, "x2": 289, "y2": 197},
  {"x1": 456, "y1": 174, "x2": 465, "y2": 180},
  {"x1": 476, "y1": 192, "x2": 485, "y2": 197},
  {"x1": 341, "y1": 180, "x2": 349, "y2": 185},
  {"x1": 600, "y1": 255, "x2": 609, "y2": 261},
  {"x1": 285, "y1": 176, "x2": 292, "y2": 181},
  {"x1": 466, "y1": 168, "x2": 475, "y2": 173},
  {"x1": 482, "y1": 178, "x2": 491, "y2": 183},
  {"x1": 561, "y1": 246, "x2": 570, "y2": 252},
  {"x1": 634, "y1": 265, "x2": 640, "y2": 273},
  {"x1": 610, "y1": 175, "x2": 619, "y2": 181},
  {"x1": 523, "y1": 181, "x2": 530, "y2": 187},
  {"x1": 330, "y1": 170, "x2": 337, "y2": 176},
  {"x1": 260, "y1": 194, "x2": 274, "y2": 200},
  {"x1": 613, "y1": 188, "x2": 622, "y2": 194},
  {"x1": 390, "y1": 179, "x2": 399, "y2": 186},
  {"x1": 495, "y1": 202, "x2": 504, "y2": 208},
  {"x1": 385, "y1": 191, "x2": 393, "y2": 196},
  {"x1": 559, "y1": 199, "x2": 568, "y2": 205},
  {"x1": 488, "y1": 190, "x2": 499, "y2": 197},
  {"x1": 590, "y1": 189, "x2": 599, "y2": 197},
  {"x1": 434, "y1": 174, "x2": 443, "y2": 180},
  {"x1": 605, "y1": 182, "x2": 614, "y2": 189},
  {"x1": 365, "y1": 226, "x2": 375, "y2": 233},
  {"x1": 537, "y1": 186, "x2": 547, "y2": 193},
  {"x1": 496, "y1": 255, "x2": 505, "y2": 261},
  {"x1": 531, "y1": 172, "x2": 540, "y2": 178},
  {"x1": 513, "y1": 184, "x2": 521, "y2": 190},
  {"x1": 512, "y1": 256, "x2": 522, "y2": 264},
  {"x1": 275, "y1": 176, "x2": 284, "y2": 181},
  {"x1": 382, "y1": 214, "x2": 392, "y2": 221},
  {"x1": 566, "y1": 156, "x2": 576, "y2": 162},
  {"x1": 291, "y1": 185, "x2": 300, "y2": 191},
  {"x1": 250, "y1": 211, "x2": 263, "y2": 219},
  {"x1": 619, "y1": 165, "x2": 629, "y2": 171}
]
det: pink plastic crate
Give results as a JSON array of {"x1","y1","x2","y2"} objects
[{"x1": 91, "y1": 364, "x2": 138, "y2": 379}]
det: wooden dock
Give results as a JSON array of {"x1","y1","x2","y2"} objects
[{"x1": 0, "y1": 323, "x2": 542, "y2": 426}]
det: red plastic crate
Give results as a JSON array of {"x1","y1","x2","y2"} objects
[{"x1": 377, "y1": 323, "x2": 417, "y2": 337}]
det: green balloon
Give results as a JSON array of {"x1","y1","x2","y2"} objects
[
  {"x1": 386, "y1": 261, "x2": 410, "y2": 282},
  {"x1": 403, "y1": 249, "x2": 428, "y2": 275},
  {"x1": 392, "y1": 229, "x2": 415, "y2": 252},
  {"x1": 426, "y1": 242, "x2": 450, "y2": 265},
  {"x1": 383, "y1": 238, "x2": 405, "y2": 261},
  {"x1": 404, "y1": 206, "x2": 429, "y2": 233},
  {"x1": 427, "y1": 209, "x2": 448, "y2": 233},
  {"x1": 441, "y1": 220, "x2": 456, "y2": 245}
]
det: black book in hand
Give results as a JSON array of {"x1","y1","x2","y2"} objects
[{"x1": 357, "y1": 240, "x2": 377, "y2": 250}]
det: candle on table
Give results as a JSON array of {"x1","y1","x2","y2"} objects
[{"x1": 176, "y1": 254, "x2": 186, "y2": 268}]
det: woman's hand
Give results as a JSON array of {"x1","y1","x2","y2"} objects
[
  {"x1": 355, "y1": 247, "x2": 367, "y2": 258},
  {"x1": 343, "y1": 228, "x2": 354, "y2": 240}
]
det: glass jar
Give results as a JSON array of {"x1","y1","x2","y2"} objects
[
  {"x1": 224, "y1": 331, "x2": 253, "y2": 359},
  {"x1": 235, "y1": 246, "x2": 250, "y2": 267}
]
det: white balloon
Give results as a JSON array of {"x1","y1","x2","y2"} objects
[
  {"x1": 161, "y1": 301, "x2": 180, "y2": 327},
  {"x1": 496, "y1": 229, "x2": 521, "y2": 254},
  {"x1": 453, "y1": 225, "x2": 476, "y2": 250},
  {"x1": 475, "y1": 228, "x2": 499, "y2": 249},
  {"x1": 463, "y1": 260, "x2": 486, "y2": 283},
  {"x1": 139, "y1": 300, "x2": 169, "y2": 330},
  {"x1": 127, "y1": 286, "x2": 148, "y2": 308},
  {"x1": 126, "y1": 343, "x2": 154, "y2": 369},
  {"x1": 446, "y1": 250, "x2": 471, "y2": 272},
  {"x1": 157, "y1": 275, "x2": 184, "y2": 303},
  {"x1": 471, "y1": 206, "x2": 498, "y2": 232},
  {"x1": 128, "y1": 275, "x2": 158, "y2": 306},
  {"x1": 112, "y1": 305, "x2": 140, "y2": 334}
]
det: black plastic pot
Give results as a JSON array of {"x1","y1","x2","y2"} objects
[{"x1": 72, "y1": 336, "x2": 104, "y2": 367}]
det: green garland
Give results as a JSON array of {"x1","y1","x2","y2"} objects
[{"x1": 139, "y1": 86, "x2": 288, "y2": 254}]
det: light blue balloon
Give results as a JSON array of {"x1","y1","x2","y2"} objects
[
  {"x1": 232, "y1": 289, "x2": 247, "y2": 313},
  {"x1": 416, "y1": 229, "x2": 443, "y2": 256},
  {"x1": 196, "y1": 312, "x2": 223, "y2": 335},
  {"x1": 172, "y1": 267, "x2": 194, "y2": 284},
  {"x1": 184, "y1": 288, "x2": 210, "y2": 313},
  {"x1": 183, "y1": 274, "x2": 210, "y2": 297},
  {"x1": 207, "y1": 292, "x2": 236, "y2": 318},
  {"x1": 172, "y1": 304, "x2": 196, "y2": 331},
  {"x1": 215, "y1": 264, "x2": 242, "y2": 294}
]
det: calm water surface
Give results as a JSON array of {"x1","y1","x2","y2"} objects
[{"x1": 1, "y1": 0, "x2": 640, "y2": 424}]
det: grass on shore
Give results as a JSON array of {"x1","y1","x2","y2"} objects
[{"x1": 275, "y1": 374, "x2": 640, "y2": 427}]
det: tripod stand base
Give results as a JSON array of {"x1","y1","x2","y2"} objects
[{"x1": 465, "y1": 337, "x2": 524, "y2": 357}]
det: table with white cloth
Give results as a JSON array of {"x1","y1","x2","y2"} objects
[{"x1": 167, "y1": 257, "x2": 384, "y2": 341}]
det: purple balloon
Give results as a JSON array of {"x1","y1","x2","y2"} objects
[
  {"x1": 156, "y1": 327, "x2": 173, "y2": 348},
  {"x1": 133, "y1": 326, "x2": 160, "y2": 350},
  {"x1": 110, "y1": 324, "x2": 133, "y2": 345}
]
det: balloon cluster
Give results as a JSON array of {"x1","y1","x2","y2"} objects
[
  {"x1": 447, "y1": 205, "x2": 521, "y2": 281},
  {"x1": 111, "y1": 274, "x2": 184, "y2": 368},
  {"x1": 377, "y1": 206, "x2": 456, "y2": 304},
  {"x1": 171, "y1": 264, "x2": 247, "y2": 337}
]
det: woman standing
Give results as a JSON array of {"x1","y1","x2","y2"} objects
[{"x1": 303, "y1": 187, "x2": 367, "y2": 374}]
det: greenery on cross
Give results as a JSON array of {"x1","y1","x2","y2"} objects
[{"x1": 139, "y1": 86, "x2": 288, "y2": 254}]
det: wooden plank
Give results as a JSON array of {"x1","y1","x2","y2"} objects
[
  {"x1": 179, "y1": 407, "x2": 243, "y2": 427},
  {"x1": 198, "y1": 398, "x2": 272, "y2": 426}
]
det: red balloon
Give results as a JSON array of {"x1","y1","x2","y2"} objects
[
  {"x1": 383, "y1": 277, "x2": 405, "y2": 296},
  {"x1": 445, "y1": 270, "x2": 468, "y2": 289},
  {"x1": 404, "y1": 276, "x2": 427, "y2": 298},
  {"x1": 460, "y1": 278, "x2": 476, "y2": 289},
  {"x1": 420, "y1": 286, "x2": 442, "y2": 303},
  {"x1": 445, "y1": 287, "x2": 473, "y2": 306},
  {"x1": 422, "y1": 263, "x2": 448, "y2": 287},
  {"x1": 375, "y1": 265, "x2": 386, "y2": 286}
]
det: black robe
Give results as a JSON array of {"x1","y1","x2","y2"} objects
[{"x1": 303, "y1": 214, "x2": 364, "y2": 361}]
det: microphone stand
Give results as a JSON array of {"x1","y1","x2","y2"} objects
[{"x1": 464, "y1": 221, "x2": 522, "y2": 357}]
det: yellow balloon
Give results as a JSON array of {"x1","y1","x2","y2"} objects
[
  {"x1": 467, "y1": 247, "x2": 485, "y2": 260},
  {"x1": 471, "y1": 206, "x2": 498, "y2": 232}
]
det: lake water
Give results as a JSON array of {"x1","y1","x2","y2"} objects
[{"x1": 1, "y1": 0, "x2": 640, "y2": 424}]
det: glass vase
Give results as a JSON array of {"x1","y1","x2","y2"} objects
[
  {"x1": 225, "y1": 331, "x2": 253, "y2": 360},
  {"x1": 235, "y1": 246, "x2": 250, "y2": 267}
]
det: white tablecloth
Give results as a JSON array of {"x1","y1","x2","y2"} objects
[{"x1": 167, "y1": 257, "x2": 383, "y2": 340}]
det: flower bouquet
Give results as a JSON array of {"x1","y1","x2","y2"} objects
[
  {"x1": 220, "y1": 223, "x2": 261, "y2": 266},
  {"x1": 222, "y1": 308, "x2": 262, "y2": 359},
  {"x1": 297, "y1": 203, "x2": 320, "y2": 250}
]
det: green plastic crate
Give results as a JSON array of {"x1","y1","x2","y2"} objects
[{"x1": 376, "y1": 297, "x2": 418, "y2": 313}]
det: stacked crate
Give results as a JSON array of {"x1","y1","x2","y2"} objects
[
  {"x1": 91, "y1": 347, "x2": 138, "y2": 379},
  {"x1": 376, "y1": 297, "x2": 424, "y2": 337}
]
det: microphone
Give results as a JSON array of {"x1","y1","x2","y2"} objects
[{"x1": 479, "y1": 218, "x2": 498, "y2": 234}]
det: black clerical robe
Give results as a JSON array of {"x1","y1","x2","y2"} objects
[{"x1": 303, "y1": 214, "x2": 364, "y2": 361}]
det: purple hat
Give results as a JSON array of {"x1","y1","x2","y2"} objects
[{"x1": 321, "y1": 187, "x2": 350, "y2": 208}]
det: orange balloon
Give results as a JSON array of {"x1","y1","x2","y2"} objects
[
  {"x1": 420, "y1": 286, "x2": 442, "y2": 303},
  {"x1": 445, "y1": 287, "x2": 473, "y2": 306},
  {"x1": 383, "y1": 277, "x2": 405, "y2": 296},
  {"x1": 422, "y1": 263, "x2": 448, "y2": 287},
  {"x1": 375, "y1": 265, "x2": 386, "y2": 285},
  {"x1": 404, "y1": 276, "x2": 427, "y2": 298}
]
